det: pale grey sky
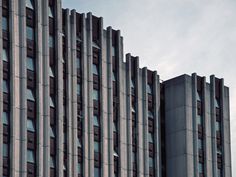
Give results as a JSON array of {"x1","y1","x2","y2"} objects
[{"x1": 63, "y1": 0, "x2": 236, "y2": 175}]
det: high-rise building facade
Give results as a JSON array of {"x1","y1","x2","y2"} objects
[{"x1": 0, "y1": 0, "x2": 232, "y2": 177}]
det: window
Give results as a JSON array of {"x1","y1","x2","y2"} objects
[
  {"x1": 113, "y1": 150, "x2": 119, "y2": 157},
  {"x1": 131, "y1": 105, "x2": 136, "y2": 113},
  {"x1": 27, "y1": 119, "x2": 35, "y2": 132},
  {"x1": 26, "y1": 26, "x2": 34, "y2": 40},
  {"x1": 27, "y1": 149, "x2": 35, "y2": 164},
  {"x1": 77, "y1": 84, "x2": 81, "y2": 95},
  {"x1": 149, "y1": 157, "x2": 154, "y2": 168},
  {"x1": 77, "y1": 58, "x2": 80, "y2": 69},
  {"x1": 2, "y1": 112, "x2": 9, "y2": 125},
  {"x1": 2, "y1": 48, "x2": 8, "y2": 62},
  {"x1": 198, "y1": 163, "x2": 203, "y2": 173},
  {"x1": 50, "y1": 97, "x2": 55, "y2": 108},
  {"x1": 113, "y1": 122, "x2": 117, "y2": 132},
  {"x1": 27, "y1": 89, "x2": 35, "y2": 101},
  {"x1": 78, "y1": 163, "x2": 82, "y2": 174},
  {"x1": 50, "y1": 126, "x2": 55, "y2": 138},
  {"x1": 94, "y1": 141, "x2": 100, "y2": 153},
  {"x1": 197, "y1": 92, "x2": 202, "y2": 101},
  {"x1": 3, "y1": 143, "x2": 8, "y2": 157},
  {"x1": 3, "y1": 80, "x2": 9, "y2": 93},
  {"x1": 147, "y1": 84, "x2": 152, "y2": 94},
  {"x1": 93, "y1": 115, "x2": 99, "y2": 127},
  {"x1": 198, "y1": 139, "x2": 203, "y2": 150},
  {"x1": 49, "y1": 67, "x2": 55, "y2": 77},
  {"x1": 131, "y1": 80, "x2": 135, "y2": 89},
  {"x1": 217, "y1": 168, "x2": 222, "y2": 177},
  {"x1": 215, "y1": 98, "x2": 220, "y2": 108},
  {"x1": 132, "y1": 152, "x2": 136, "y2": 163},
  {"x1": 27, "y1": 57, "x2": 35, "y2": 71},
  {"x1": 93, "y1": 90, "x2": 99, "y2": 100},
  {"x1": 216, "y1": 121, "x2": 221, "y2": 131},
  {"x1": 49, "y1": 6, "x2": 54, "y2": 18},
  {"x1": 26, "y1": 0, "x2": 34, "y2": 9},
  {"x1": 197, "y1": 115, "x2": 203, "y2": 125},
  {"x1": 77, "y1": 138, "x2": 82, "y2": 148},
  {"x1": 2, "y1": 17, "x2": 8, "y2": 31},
  {"x1": 112, "y1": 72, "x2": 116, "y2": 82},
  {"x1": 94, "y1": 167, "x2": 100, "y2": 177},
  {"x1": 49, "y1": 35, "x2": 54, "y2": 48},
  {"x1": 112, "y1": 46, "x2": 116, "y2": 57},
  {"x1": 92, "y1": 64, "x2": 99, "y2": 75},
  {"x1": 148, "y1": 111, "x2": 154, "y2": 119},
  {"x1": 50, "y1": 156, "x2": 55, "y2": 168},
  {"x1": 148, "y1": 132, "x2": 154, "y2": 143}
]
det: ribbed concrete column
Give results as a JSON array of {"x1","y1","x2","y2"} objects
[
  {"x1": 117, "y1": 32, "x2": 128, "y2": 177},
  {"x1": 99, "y1": 17, "x2": 109, "y2": 177},
  {"x1": 106, "y1": 26, "x2": 113, "y2": 177},
  {"x1": 126, "y1": 54, "x2": 133, "y2": 177},
  {"x1": 42, "y1": 0, "x2": 50, "y2": 176},
  {"x1": 210, "y1": 75, "x2": 217, "y2": 177},
  {"x1": 86, "y1": 12, "x2": 94, "y2": 177},
  {"x1": 64, "y1": 8, "x2": 72, "y2": 177},
  {"x1": 0, "y1": 1, "x2": 3, "y2": 175},
  {"x1": 153, "y1": 71, "x2": 161, "y2": 177},
  {"x1": 70, "y1": 9, "x2": 77, "y2": 177},
  {"x1": 81, "y1": 13, "x2": 89, "y2": 177},
  {"x1": 19, "y1": 0, "x2": 27, "y2": 176},
  {"x1": 35, "y1": 0, "x2": 44, "y2": 176},
  {"x1": 191, "y1": 73, "x2": 198, "y2": 177},
  {"x1": 142, "y1": 68, "x2": 148, "y2": 177},
  {"x1": 221, "y1": 79, "x2": 232, "y2": 177},
  {"x1": 135, "y1": 58, "x2": 144, "y2": 177},
  {"x1": 10, "y1": 0, "x2": 20, "y2": 176}
]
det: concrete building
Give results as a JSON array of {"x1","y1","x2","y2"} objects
[{"x1": 0, "y1": 0, "x2": 232, "y2": 177}]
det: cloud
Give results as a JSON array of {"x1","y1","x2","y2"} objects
[{"x1": 63, "y1": 0, "x2": 236, "y2": 174}]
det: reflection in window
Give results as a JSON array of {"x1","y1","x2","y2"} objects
[
  {"x1": 49, "y1": 35, "x2": 54, "y2": 48},
  {"x1": 77, "y1": 84, "x2": 81, "y2": 95},
  {"x1": 112, "y1": 72, "x2": 116, "y2": 82},
  {"x1": 2, "y1": 48, "x2": 8, "y2": 62},
  {"x1": 148, "y1": 132, "x2": 154, "y2": 143},
  {"x1": 94, "y1": 141, "x2": 100, "y2": 153},
  {"x1": 3, "y1": 143, "x2": 8, "y2": 157},
  {"x1": 27, "y1": 57, "x2": 35, "y2": 71},
  {"x1": 216, "y1": 121, "x2": 221, "y2": 131},
  {"x1": 113, "y1": 122, "x2": 117, "y2": 132},
  {"x1": 27, "y1": 119, "x2": 35, "y2": 132},
  {"x1": 50, "y1": 156, "x2": 55, "y2": 168},
  {"x1": 198, "y1": 163, "x2": 203, "y2": 173},
  {"x1": 77, "y1": 58, "x2": 80, "y2": 69},
  {"x1": 27, "y1": 89, "x2": 35, "y2": 101},
  {"x1": 78, "y1": 163, "x2": 82, "y2": 174},
  {"x1": 149, "y1": 157, "x2": 154, "y2": 168},
  {"x1": 148, "y1": 111, "x2": 154, "y2": 119},
  {"x1": 93, "y1": 90, "x2": 99, "y2": 100},
  {"x1": 92, "y1": 64, "x2": 99, "y2": 75},
  {"x1": 26, "y1": 0, "x2": 34, "y2": 9},
  {"x1": 50, "y1": 126, "x2": 55, "y2": 138},
  {"x1": 27, "y1": 149, "x2": 35, "y2": 164},
  {"x1": 131, "y1": 80, "x2": 135, "y2": 89},
  {"x1": 49, "y1": 67, "x2": 55, "y2": 77},
  {"x1": 26, "y1": 26, "x2": 34, "y2": 40},
  {"x1": 197, "y1": 92, "x2": 202, "y2": 101},
  {"x1": 3, "y1": 80, "x2": 9, "y2": 93},
  {"x1": 215, "y1": 98, "x2": 220, "y2": 108},
  {"x1": 93, "y1": 115, "x2": 99, "y2": 127},
  {"x1": 198, "y1": 139, "x2": 203, "y2": 150},
  {"x1": 77, "y1": 138, "x2": 82, "y2": 148},
  {"x1": 49, "y1": 6, "x2": 54, "y2": 18},
  {"x1": 2, "y1": 112, "x2": 9, "y2": 125},
  {"x1": 2, "y1": 17, "x2": 8, "y2": 31},
  {"x1": 50, "y1": 97, "x2": 55, "y2": 108},
  {"x1": 94, "y1": 167, "x2": 100, "y2": 177},
  {"x1": 147, "y1": 84, "x2": 152, "y2": 94}
]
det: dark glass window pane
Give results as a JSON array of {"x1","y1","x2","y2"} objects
[{"x1": 27, "y1": 26, "x2": 34, "y2": 40}]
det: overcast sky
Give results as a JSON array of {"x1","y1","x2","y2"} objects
[{"x1": 63, "y1": 0, "x2": 236, "y2": 175}]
